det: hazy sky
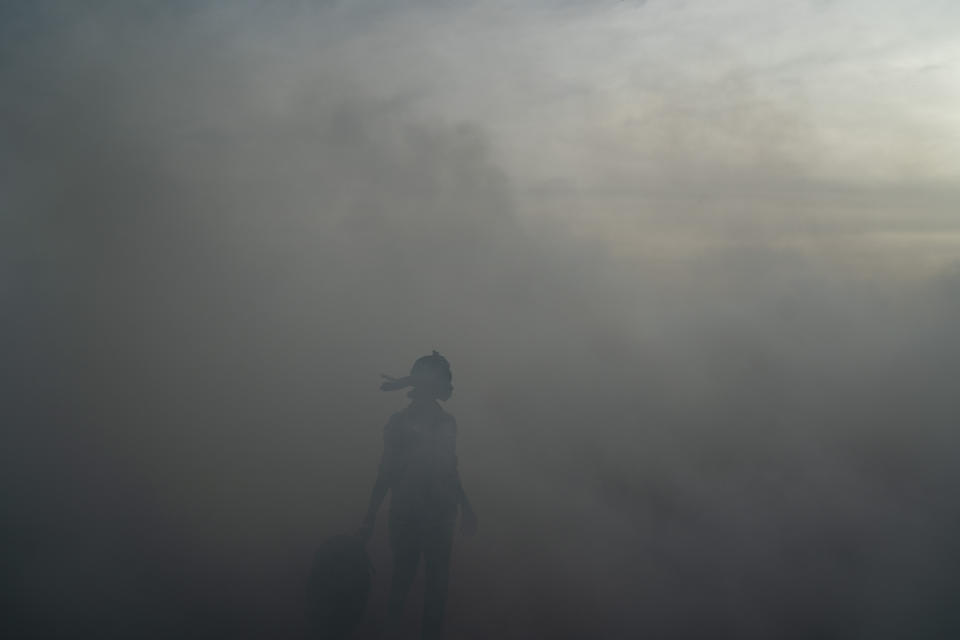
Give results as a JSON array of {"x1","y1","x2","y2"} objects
[{"x1": 3, "y1": 2, "x2": 959, "y2": 638}]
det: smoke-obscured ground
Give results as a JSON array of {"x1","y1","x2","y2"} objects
[{"x1": 3, "y1": 2, "x2": 959, "y2": 638}]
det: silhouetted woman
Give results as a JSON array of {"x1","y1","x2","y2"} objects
[{"x1": 360, "y1": 351, "x2": 477, "y2": 640}]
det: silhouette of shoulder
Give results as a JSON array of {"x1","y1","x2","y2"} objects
[
  {"x1": 431, "y1": 406, "x2": 456, "y2": 425},
  {"x1": 439, "y1": 410, "x2": 457, "y2": 432}
]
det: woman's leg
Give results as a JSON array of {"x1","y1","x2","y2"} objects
[
  {"x1": 421, "y1": 519, "x2": 455, "y2": 640},
  {"x1": 386, "y1": 518, "x2": 421, "y2": 630}
]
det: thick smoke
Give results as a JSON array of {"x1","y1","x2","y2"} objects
[{"x1": 3, "y1": 2, "x2": 959, "y2": 638}]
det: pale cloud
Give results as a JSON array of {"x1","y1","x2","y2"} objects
[
  {"x1": 301, "y1": 0, "x2": 960, "y2": 186},
  {"x1": 240, "y1": 0, "x2": 960, "y2": 267},
  {"x1": 5, "y1": 3, "x2": 960, "y2": 637}
]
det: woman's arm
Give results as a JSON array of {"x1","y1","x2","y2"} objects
[
  {"x1": 456, "y1": 476, "x2": 473, "y2": 514},
  {"x1": 457, "y1": 476, "x2": 478, "y2": 536},
  {"x1": 447, "y1": 415, "x2": 478, "y2": 536},
  {"x1": 363, "y1": 463, "x2": 390, "y2": 528},
  {"x1": 359, "y1": 417, "x2": 399, "y2": 540}
]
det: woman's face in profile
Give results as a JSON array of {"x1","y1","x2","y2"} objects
[
  {"x1": 420, "y1": 377, "x2": 453, "y2": 401},
  {"x1": 438, "y1": 382, "x2": 453, "y2": 401}
]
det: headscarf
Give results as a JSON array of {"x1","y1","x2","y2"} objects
[{"x1": 380, "y1": 350, "x2": 452, "y2": 394}]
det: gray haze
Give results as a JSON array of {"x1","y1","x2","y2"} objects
[{"x1": 3, "y1": 2, "x2": 960, "y2": 638}]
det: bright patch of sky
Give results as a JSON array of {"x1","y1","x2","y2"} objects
[
  {"x1": 276, "y1": 0, "x2": 960, "y2": 187},
  {"x1": 216, "y1": 0, "x2": 960, "y2": 269}
]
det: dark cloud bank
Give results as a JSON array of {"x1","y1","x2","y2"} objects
[{"x1": 3, "y1": 3, "x2": 959, "y2": 639}]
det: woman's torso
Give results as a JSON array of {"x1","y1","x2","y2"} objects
[{"x1": 385, "y1": 404, "x2": 459, "y2": 523}]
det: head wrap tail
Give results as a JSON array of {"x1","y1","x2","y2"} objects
[{"x1": 379, "y1": 374, "x2": 413, "y2": 392}]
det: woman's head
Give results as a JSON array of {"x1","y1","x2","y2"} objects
[
  {"x1": 380, "y1": 351, "x2": 454, "y2": 401},
  {"x1": 409, "y1": 351, "x2": 453, "y2": 400}
]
